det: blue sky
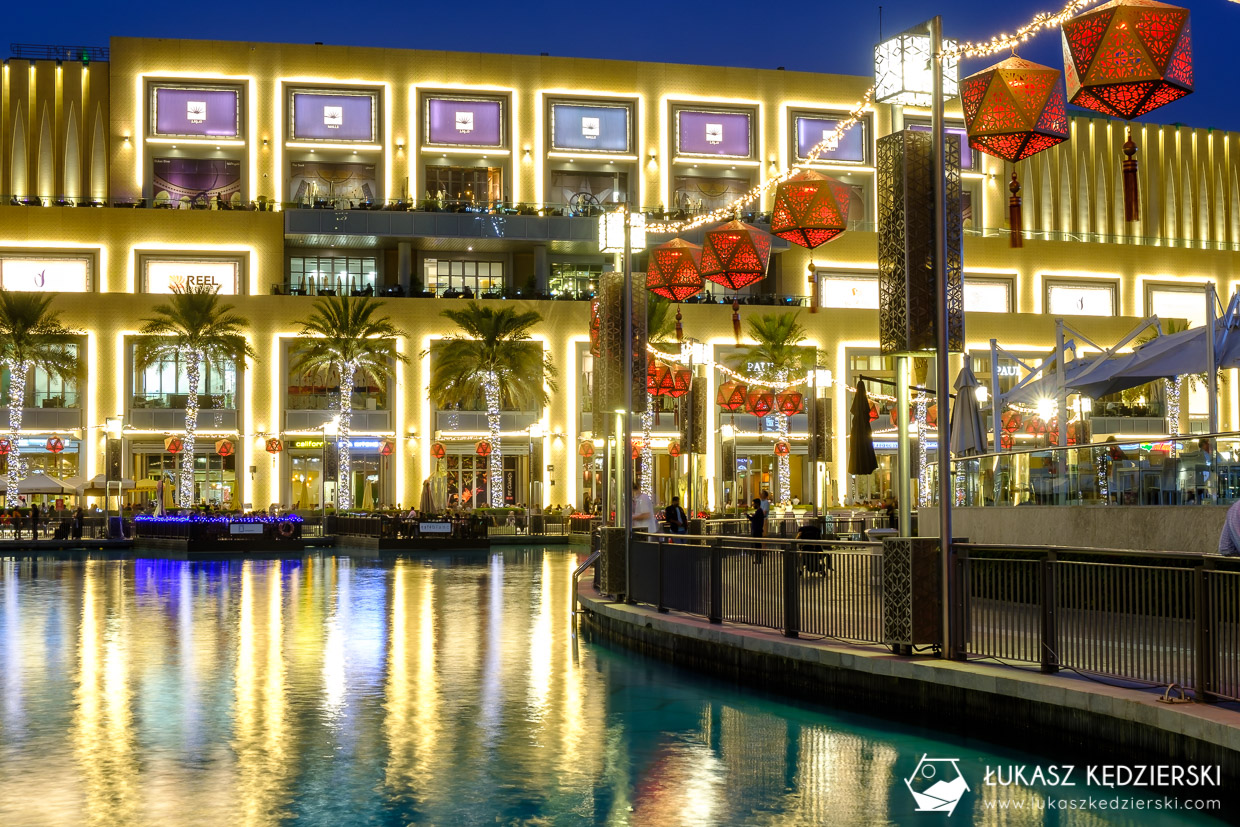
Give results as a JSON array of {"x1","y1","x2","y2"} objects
[{"x1": 11, "y1": 0, "x2": 1236, "y2": 131}]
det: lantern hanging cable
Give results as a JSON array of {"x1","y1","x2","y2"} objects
[{"x1": 646, "y1": 0, "x2": 1109, "y2": 239}]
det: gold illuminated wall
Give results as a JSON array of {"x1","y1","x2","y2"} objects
[{"x1": 0, "y1": 37, "x2": 1237, "y2": 509}]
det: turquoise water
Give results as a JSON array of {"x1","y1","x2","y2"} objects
[{"x1": 0, "y1": 548, "x2": 1229, "y2": 826}]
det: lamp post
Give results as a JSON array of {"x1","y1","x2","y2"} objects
[
  {"x1": 322, "y1": 414, "x2": 340, "y2": 529},
  {"x1": 104, "y1": 416, "x2": 123, "y2": 532},
  {"x1": 528, "y1": 422, "x2": 544, "y2": 514}
]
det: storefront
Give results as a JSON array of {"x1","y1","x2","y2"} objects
[
  {"x1": 0, "y1": 438, "x2": 82, "y2": 504},
  {"x1": 285, "y1": 437, "x2": 394, "y2": 511},
  {"x1": 131, "y1": 441, "x2": 236, "y2": 507}
]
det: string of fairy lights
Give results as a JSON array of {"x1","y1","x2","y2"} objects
[{"x1": 644, "y1": 0, "x2": 1109, "y2": 238}]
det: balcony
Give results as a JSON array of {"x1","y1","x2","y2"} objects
[
  {"x1": 285, "y1": 409, "x2": 392, "y2": 432},
  {"x1": 129, "y1": 394, "x2": 237, "y2": 431},
  {"x1": 435, "y1": 410, "x2": 539, "y2": 433}
]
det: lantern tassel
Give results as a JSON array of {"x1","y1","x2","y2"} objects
[
  {"x1": 675, "y1": 307, "x2": 683, "y2": 342},
  {"x1": 808, "y1": 269, "x2": 818, "y2": 314},
  {"x1": 1122, "y1": 128, "x2": 1139, "y2": 222},
  {"x1": 732, "y1": 298, "x2": 741, "y2": 345},
  {"x1": 1008, "y1": 172, "x2": 1023, "y2": 249}
]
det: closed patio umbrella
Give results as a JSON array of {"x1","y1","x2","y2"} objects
[
  {"x1": 419, "y1": 479, "x2": 435, "y2": 514},
  {"x1": 847, "y1": 380, "x2": 879, "y2": 476},
  {"x1": 950, "y1": 365, "x2": 989, "y2": 457}
]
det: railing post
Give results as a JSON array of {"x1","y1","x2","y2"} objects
[
  {"x1": 1195, "y1": 563, "x2": 1217, "y2": 703},
  {"x1": 657, "y1": 539, "x2": 668, "y2": 613},
  {"x1": 709, "y1": 538, "x2": 723, "y2": 624},
  {"x1": 782, "y1": 545, "x2": 800, "y2": 638},
  {"x1": 1040, "y1": 551, "x2": 1060, "y2": 674}
]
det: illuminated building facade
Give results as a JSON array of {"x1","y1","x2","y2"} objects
[{"x1": 1, "y1": 38, "x2": 1238, "y2": 510}]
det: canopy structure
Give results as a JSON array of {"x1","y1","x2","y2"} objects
[{"x1": 0, "y1": 474, "x2": 79, "y2": 495}]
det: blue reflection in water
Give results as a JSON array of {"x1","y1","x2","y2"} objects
[{"x1": 0, "y1": 551, "x2": 1228, "y2": 826}]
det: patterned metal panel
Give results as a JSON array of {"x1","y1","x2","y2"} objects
[
  {"x1": 598, "y1": 526, "x2": 627, "y2": 595},
  {"x1": 688, "y1": 376, "x2": 707, "y2": 455},
  {"x1": 596, "y1": 271, "x2": 648, "y2": 420},
  {"x1": 877, "y1": 130, "x2": 964, "y2": 355},
  {"x1": 881, "y1": 537, "x2": 943, "y2": 645}
]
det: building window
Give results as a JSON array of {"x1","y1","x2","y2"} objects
[
  {"x1": 792, "y1": 113, "x2": 869, "y2": 164},
  {"x1": 549, "y1": 170, "x2": 628, "y2": 214},
  {"x1": 423, "y1": 166, "x2": 503, "y2": 206},
  {"x1": 1146, "y1": 284, "x2": 1208, "y2": 327},
  {"x1": 549, "y1": 262, "x2": 601, "y2": 298},
  {"x1": 288, "y1": 256, "x2": 378, "y2": 295},
  {"x1": 131, "y1": 345, "x2": 237, "y2": 410},
  {"x1": 963, "y1": 278, "x2": 1012, "y2": 313},
  {"x1": 135, "y1": 450, "x2": 235, "y2": 507},
  {"x1": 1046, "y1": 280, "x2": 1117, "y2": 317},
  {"x1": 423, "y1": 258, "x2": 505, "y2": 297},
  {"x1": 0, "y1": 255, "x2": 92, "y2": 292},
  {"x1": 0, "y1": 344, "x2": 79, "y2": 408},
  {"x1": 820, "y1": 274, "x2": 879, "y2": 309},
  {"x1": 672, "y1": 175, "x2": 752, "y2": 214},
  {"x1": 285, "y1": 346, "x2": 390, "y2": 412}
]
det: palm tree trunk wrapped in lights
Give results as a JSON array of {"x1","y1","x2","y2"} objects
[
  {"x1": 428, "y1": 302, "x2": 557, "y2": 511},
  {"x1": 294, "y1": 297, "x2": 407, "y2": 512},
  {"x1": 137, "y1": 285, "x2": 256, "y2": 509},
  {"x1": 0, "y1": 293, "x2": 79, "y2": 506}
]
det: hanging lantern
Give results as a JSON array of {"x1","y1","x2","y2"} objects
[
  {"x1": 475, "y1": 440, "x2": 493, "y2": 457},
  {"x1": 379, "y1": 439, "x2": 395, "y2": 457},
  {"x1": 46, "y1": 437, "x2": 65, "y2": 454},
  {"x1": 771, "y1": 170, "x2": 851, "y2": 249},
  {"x1": 1002, "y1": 411, "x2": 1023, "y2": 435},
  {"x1": 658, "y1": 366, "x2": 693, "y2": 399},
  {"x1": 1000, "y1": 433, "x2": 1014, "y2": 450},
  {"x1": 745, "y1": 390, "x2": 775, "y2": 418},
  {"x1": 164, "y1": 436, "x2": 184, "y2": 454},
  {"x1": 869, "y1": 402, "x2": 880, "y2": 422},
  {"x1": 668, "y1": 442, "x2": 682, "y2": 458},
  {"x1": 631, "y1": 440, "x2": 642, "y2": 460},
  {"x1": 701, "y1": 220, "x2": 772, "y2": 291},
  {"x1": 430, "y1": 442, "x2": 446, "y2": 459},
  {"x1": 1061, "y1": 0, "x2": 1192, "y2": 120},
  {"x1": 773, "y1": 440, "x2": 791, "y2": 456},
  {"x1": 961, "y1": 57, "x2": 1069, "y2": 162},
  {"x1": 647, "y1": 363, "x2": 669, "y2": 396},
  {"x1": 645, "y1": 239, "x2": 704, "y2": 301},
  {"x1": 0, "y1": 438, "x2": 9, "y2": 455},
  {"x1": 215, "y1": 439, "x2": 235, "y2": 457},
  {"x1": 265, "y1": 437, "x2": 284, "y2": 454},
  {"x1": 776, "y1": 390, "x2": 804, "y2": 417},
  {"x1": 731, "y1": 298, "x2": 742, "y2": 345},
  {"x1": 675, "y1": 307, "x2": 684, "y2": 343},
  {"x1": 578, "y1": 440, "x2": 595, "y2": 458},
  {"x1": 717, "y1": 381, "x2": 747, "y2": 412},
  {"x1": 589, "y1": 300, "x2": 602, "y2": 358}
]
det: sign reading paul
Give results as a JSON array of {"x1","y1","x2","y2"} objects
[
  {"x1": 151, "y1": 85, "x2": 242, "y2": 139},
  {"x1": 143, "y1": 259, "x2": 240, "y2": 295}
]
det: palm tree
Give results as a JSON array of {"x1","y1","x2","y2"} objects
[
  {"x1": 735, "y1": 312, "x2": 810, "y2": 505},
  {"x1": 0, "y1": 292, "x2": 78, "y2": 506},
  {"x1": 136, "y1": 285, "x2": 257, "y2": 507},
  {"x1": 427, "y1": 301, "x2": 557, "y2": 508},
  {"x1": 292, "y1": 295, "x2": 408, "y2": 510},
  {"x1": 641, "y1": 295, "x2": 679, "y2": 496}
]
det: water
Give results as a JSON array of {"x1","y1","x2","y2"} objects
[{"x1": 0, "y1": 548, "x2": 1229, "y2": 826}]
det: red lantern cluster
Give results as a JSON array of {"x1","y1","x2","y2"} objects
[
  {"x1": 700, "y1": 220, "x2": 772, "y2": 291},
  {"x1": 475, "y1": 440, "x2": 493, "y2": 457},
  {"x1": 164, "y1": 436, "x2": 184, "y2": 454},
  {"x1": 215, "y1": 440, "x2": 235, "y2": 457},
  {"x1": 578, "y1": 440, "x2": 595, "y2": 458},
  {"x1": 961, "y1": 56, "x2": 1069, "y2": 162},
  {"x1": 265, "y1": 437, "x2": 284, "y2": 454},
  {"x1": 647, "y1": 363, "x2": 668, "y2": 396},
  {"x1": 430, "y1": 442, "x2": 446, "y2": 459},
  {"x1": 745, "y1": 390, "x2": 775, "y2": 418},
  {"x1": 46, "y1": 437, "x2": 64, "y2": 454},
  {"x1": 668, "y1": 442, "x2": 682, "y2": 458},
  {"x1": 656, "y1": 366, "x2": 693, "y2": 398},
  {"x1": 773, "y1": 440, "x2": 791, "y2": 457},
  {"x1": 716, "y1": 381, "x2": 747, "y2": 412},
  {"x1": 645, "y1": 239, "x2": 704, "y2": 301},
  {"x1": 771, "y1": 170, "x2": 851, "y2": 249},
  {"x1": 1062, "y1": 0, "x2": 1192, "y2": 120}
]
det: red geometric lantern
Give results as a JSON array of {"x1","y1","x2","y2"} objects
[
  {"x1": 646, "y1": 239, "x2": 704, "y2": 301},
  {"x1": 475, "y1": 440, "x2": 493, "y2": 457},
  {"x1": 46, "y1": 437, "x2": 64, "y2": 453},
  {"x1": 1061, "y1": 0, "x2": 1192, "y2": 120},
  {"x1": 589, "y1": 300, "x2": 602, "y2": 358},
  {"x1": 869, "y1": 403, "x2": 879, "y2": 422},
  {"x1": 214, "y1": 439, "x2": 235, "y2": 457},
  {"x1": 164, "y1": 436, "x2": 184, "y2": 454},
  {"x1": 961, "y1": 57, "x2": 1069, "y2": 162},
  {"x1": 379, "y1": 439, "x2": 395, "y2": 457},
  {"x1": 771, "y1": 170, "x2": 851, "y2": 249},
  {"x1": 265, "y1": 437, "x2": 284, "y2": 454},
  {"x1": 647, "y1": 363, "x2": 669, "y2": 396},
  {"x1": 0, "y1": 438, "x2": 9, "y2": 455},
  {"x1": 776, "y1": 390, "x2": 804, "y2": 417},
  {"x1": 430, "y1": 442, "x2": 446, "y2": 459},
  {"x1": 700, "y1": 220, "x2": 772, "y2": 291},
  {"x1": 631, "y1": 440, "x2": 642, "y2": 460},
  {"x1": 578, "y1": 440, "x2": 595, "y2": 458},
  {"x1": 716, "y1": 381, "x2": 747, "y2": 412},
  {"x1": 668, "y1": 442, "x2": 682, "y2": 458},
  {"x1": 1001, "y1": 411, "x2": 1023, "y2": 434},
  {"x1": 773, "y1": 440, "x2": 791, "y2": 456},
  {"x1": 658, "y1": 367, "x2": 693, "y2": 399},
  {"x1": 745, "y1": 390, "x2": 775, "y2": 418}
]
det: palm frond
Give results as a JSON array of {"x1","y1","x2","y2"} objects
[
  {"x1": 136, "y1": 284, "x2": 258, "y2": 367},
  {"x1": 0, "y1": 291, "x2": 80, "y2": 382},
  {"x1": 291, "y1": 295, "x2": 409, "y2": 386},
  {"x1": 731, "y1": 311, "x2": 810, "y2": 381}
]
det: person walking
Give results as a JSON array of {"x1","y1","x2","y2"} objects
[
  {"x1": 749, "y1": 497, "x2": 767, "y2": 563},
  {"x1": 1218, "y1": 498, "x2": 1240, "y2": 555},
  {"x1": 664, "y1": 496, "x2": 688, "y2": 540},
  {"x1": 632, "y1": 483, "x2": 658, "y2": 535}
]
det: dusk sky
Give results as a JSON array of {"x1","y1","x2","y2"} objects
[{"x1": 10, "y1": 0, "x2": 1238, "y2": 131}]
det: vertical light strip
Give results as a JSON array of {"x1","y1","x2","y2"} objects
[
  {"x1": 394, "y1": 335, "x2": 407, "y2": 507},
  {"x1": 635, "y1": 95, "x2": 645, "y2": 208},
  {"x1": 384, "y1": 82, "x2": 393, "y2": 202},
  {"x1": 407, "y1": 85, "x2": 418, "y2": 204},
  {"x1": 509, "y1": 88, "x2": 520, "y2": 204},
  {"x1": 248, "y1": 77, "x2": 258, "y2": 202},
  {"x1": 564, "y1": 338, "x2": 582, "y2": 508},
  {"x1": 85, "y1": 330, "x2": 98, "y2": 478},
  {"x1": 273, "y1": 80, "x2": 283, "y2": 204},
  {"x1": 533, "y1": 91, "x2": 544, "y2": 206},
  {"x1": 134, "y1": 74, "x2": 144, "y2": 195},
  {"x1": 243, "y1": 333, "x2": 255, "y2": 506},
  {"x1": 270, "y1": 333, "x2": 285, "y2": 506},
  {"x1": 420, "y1": 336, "x2": 435, "y2": 484}
]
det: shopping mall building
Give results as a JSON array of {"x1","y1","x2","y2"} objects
[{"x1": 0, "y1": 37, "x2": 1237, "y2": 512}]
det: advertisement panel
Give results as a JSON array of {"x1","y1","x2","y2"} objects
[
  {"x1": 291, "y1": 91, "x2": 377, "y2": 142},
  {"x1": 676, "y1": 110, "x2": 752, "y2": 157},
  {"x1": 289, "y1": 161, "x2": 377, "y2": 205},
  {"x1": 795, "y1": 116, "x2": 867, "y2": 163},
  {"x1": 426, "y1": 98, "x2": 504, "y2": 147},
  {"x1": 152, "y1": 158, "x2": 242, "y2": 207},
  {"x1": 0, "y1": 257, "x2": 92, "y2": 292},
  {"x1": 550, "y1": 103, "x2": 630, "y2": 152},
  {"x1": 144, "y1": 260, "x2": 240, "y2": 295},
  {"x1": 152, "y1": 86, "x2": 240, "y2": 138}
]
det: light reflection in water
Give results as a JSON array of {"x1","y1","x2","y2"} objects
[{"x1": 0, "y1": 551, "x2": 1226, "y2": 827}]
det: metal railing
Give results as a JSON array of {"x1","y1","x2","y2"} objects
[
  {"x1": 957, "y1": 544, "x2": 1240, "y2": 701},
  {"x1": 629, "y1": 534, "x2": 885, "y2": 644}
]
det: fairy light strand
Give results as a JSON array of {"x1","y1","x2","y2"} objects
[{"x1": 941, "y1": 0, "x2": 1107, "y2": 60}]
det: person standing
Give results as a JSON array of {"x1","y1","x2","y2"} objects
[
  {"x1": 30, "y1": 502, "x2": 40, "y2": 541},
  {"x1": 631, "y1": 483, "x2": 658, "y2": 534},
  {"x1": 749, "y1": 497, "x2": 767, "y2": 563},
  {"x1": 72, "y1": 506, "x2": 84, "y2": 540},
  {"x1": 1219, "y1": 498, "x2": 1240, "y2": 555},
  {"x1": 759, "y1": 489, "x2": 772, "y2": 517},
  {"x1": 664, "y1": 496, "x2": 688, "y2": 538}
]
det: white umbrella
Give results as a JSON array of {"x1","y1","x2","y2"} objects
[
  {"x1": 950, "y1": 365, "x2": 989, "y2": 457},
  {"x1": 0, "y1": 474, "x2": 79, "y2": 495}
]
